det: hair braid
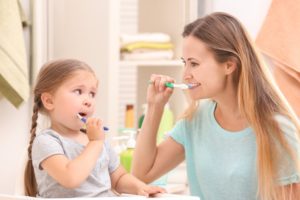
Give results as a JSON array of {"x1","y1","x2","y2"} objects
[{"x1": 24, "y1": 97, "x2": 41, "y2": 196}]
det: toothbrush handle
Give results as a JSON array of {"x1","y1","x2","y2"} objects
[
  {"x1": 165, "y1": 82, "x2": 174, "y2": 88},
  {"x1": 80, "y1": 117, "x2": 109, "y2": 131}
]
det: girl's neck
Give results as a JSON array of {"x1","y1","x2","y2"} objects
[{"x1": 50, "y1": 123, "x2": 88, "y2": 145}]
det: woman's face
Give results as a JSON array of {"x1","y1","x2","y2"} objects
[{"x1": 182, "y1": 36, "x2": 229, "y2": 100}]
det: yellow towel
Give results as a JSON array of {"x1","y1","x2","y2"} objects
[
  {"x1": 0, "y1": 0, "x2": 29, "y2": 107},
  {"x1": 256, "y1": 0, "x2": 300, "y2": 116},
  {"x1": 121, "y1": 42, "x2": 173, "y2": 53}
]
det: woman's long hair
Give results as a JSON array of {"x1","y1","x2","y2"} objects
[
  {"x1": 182, "y1": 12, "x2": 300, "y2": 200},
  {"x1": 24, "y1": 59, "x2": 95, "y2": 196}
]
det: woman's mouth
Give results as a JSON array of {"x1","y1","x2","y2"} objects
[{"x1": 188, "y1": 83, "x2": 201, "y2": 89}]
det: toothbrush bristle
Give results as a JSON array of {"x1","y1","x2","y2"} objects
[{"x1": 187, "y1": 83, "x2": 197, "y2": 89}]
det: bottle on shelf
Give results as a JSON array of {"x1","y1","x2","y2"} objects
[
  {"x1": 138, "y1": 104, "x2": 147, "y2": 129},
  {"x1": 120, "y1": 129, "x2": 136, "y2": 173},
  {"x1": 138, "y1": 103, "x2": 174, "y2": 143},
  {"x1": 157, "y1": 103, "x2": 174, "y2": 144},
  {"x1": 125, "y1": 104, "x2": 134, "y2": 128},
  {"x1": 151, "y1": 103, "x2": 174, "y2": 186}
]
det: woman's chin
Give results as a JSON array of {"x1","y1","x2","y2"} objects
[{"x1": 188, "y1": 93, "x2": 206, "y2": 101}]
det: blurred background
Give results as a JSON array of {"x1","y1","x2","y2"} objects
[{"x1": 1, "y1": 0, "x2": 299, "y2": 195}]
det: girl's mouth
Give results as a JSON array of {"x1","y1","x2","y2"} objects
[{"x1": 78, "y1": 112, "x2": 87, "y2": 117}]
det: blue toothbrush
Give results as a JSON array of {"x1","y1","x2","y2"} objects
[{"x1": 77, "y1": 113, "x2": 109, "y2": 131}]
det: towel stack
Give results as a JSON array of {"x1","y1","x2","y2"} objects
[{"x1": 120, "y1": 33, "x2": 174, "y2": 61}]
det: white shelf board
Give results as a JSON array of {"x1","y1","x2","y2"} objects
[{"x1": 119, "y1": 59, "x2": 183, "y2": 67}]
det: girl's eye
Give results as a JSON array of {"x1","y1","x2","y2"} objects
[
  {"x1": 89, "y1": 92, "x2": 96, "y2": 98},
  {"x1": 74, "y1": 89, "x2": 82, "y2": 95}
]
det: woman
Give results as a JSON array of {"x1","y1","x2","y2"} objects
[{"x1": 132, "y1": 12, "x2": 300, "y2": 200}]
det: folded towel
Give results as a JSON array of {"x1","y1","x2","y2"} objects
[
  {"x1": 120, "y1": 33, "x2": 171, "y2": 46},
  {"x1": 121, "y1": 42, "x2": 173, "y2": 52},
  {"x1": 256, "y1": 0, "x2": 300, "y2": 116},
  {"x1": 121, "y1": 50, "x2": 174, "y2": 61},
  {"x1": 0, "y1": 0, "x2": 29, "y2": 107},
  {"x1": 274, "y1": 65, "x2": 300, "y2": 116}
]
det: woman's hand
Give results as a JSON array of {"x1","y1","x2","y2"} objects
[
  {"x1": 147, "y1": 74, "x2": 174, "y2": 106},
  {"x1": 86, "y1": 118, "x2": 105, "y2": 141},
  {"x1": 136, "y1": 183, "x2": 165, "y2": 197}
]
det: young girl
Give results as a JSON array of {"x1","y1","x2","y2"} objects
[
  {"x1": 132, "y1": 12, "x2": 300, "y2": 200},
  {"x1": 24, "y1": 59, "x2": 164, "y2": 198}
]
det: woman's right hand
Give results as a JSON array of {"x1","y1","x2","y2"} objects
[
  {"x1": 86, "y1": 118, "x2": 105, "y2": 141},
  {"x1": 147, "y1": 74, "x2": 174, "y2": 106}
]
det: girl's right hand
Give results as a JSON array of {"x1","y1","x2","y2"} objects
[
  {"x1": 147, "y1": 74, "x2": 174, "y2": 106},
  {"x1": 86, "y1": 118, "x2": 105, "y2": 141}
]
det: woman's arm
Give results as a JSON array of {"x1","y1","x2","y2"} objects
[
  {"x1": 132, "y1": 104, "x2": 185, "y2": 182},
  {"x1": 110, "y1": 166, "x2": 165, "y2": 196},
  {"x1": 132, "y1": 133, "x2": 185, "y2": 182},
  {"x1": 132, "y1": 74, "x2": 185, "y2": 183}
]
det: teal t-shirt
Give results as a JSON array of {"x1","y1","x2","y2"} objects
[{"x1": 170, "y1": 100, "x2": 300, "y2": 200}]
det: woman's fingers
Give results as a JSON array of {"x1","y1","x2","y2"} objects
[{"x1": 150, "y1": 74, "x2": 174, "y2": 92}]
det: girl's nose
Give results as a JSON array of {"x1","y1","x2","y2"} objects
[{"x1": 83, "y1": 99, "x2": 92, "y2": 107}]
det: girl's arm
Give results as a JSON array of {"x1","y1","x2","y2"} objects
[
  {"x1": 41, "y1": 118, "x2": 105, "y2": 188},
  {"x1": 41, "y1": 141, "x2": 103, "y2": 188},
  {"x1": 110, "y1": 166, "x2": 164, "y2": 196}
]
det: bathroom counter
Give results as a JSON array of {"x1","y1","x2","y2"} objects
[{"x1": 0, "y1": 193, "x2": 200, "y2": 200}]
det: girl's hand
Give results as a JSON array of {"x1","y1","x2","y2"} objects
[
  {"x1": 136, "y1": 184, "x2": 165, "y2": 197},
  {"x1": 86, "y1": 118, "x2": 105, "y2": 141},
  {"x1": 147, "y1": 74, "x2": 174, "y2": 106}
]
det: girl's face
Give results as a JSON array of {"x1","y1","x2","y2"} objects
[
  {"x1": 46, "y1": 70, "x2": 98, "y2": 133},
  {"x1": 182, "y1": 36, "x2": 230, "y2": 100}
]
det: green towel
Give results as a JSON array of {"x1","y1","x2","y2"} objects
[{"x1": 0, "y1": 0, "x2": 29, "y2": 107}]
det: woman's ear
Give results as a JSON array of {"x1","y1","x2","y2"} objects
[
  {"x1": 224, "y1": 58, "x2": 237, "y2": 75},
  {"x1": 41, "y1": 92, "x2": 54, "y2": 111}
]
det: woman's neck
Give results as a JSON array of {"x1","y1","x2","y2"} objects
[{"x1": 213, "y1": 87, "x2": 248, "y2": 132}]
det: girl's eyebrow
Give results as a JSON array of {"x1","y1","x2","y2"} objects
[{"x1": 72, "y1": 84, "x2": 97, "y2": 91}]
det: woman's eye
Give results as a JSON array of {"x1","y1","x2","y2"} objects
[
  {"x1": 74, "y1": 89, "x2": 82, "y2": 95},
  {"x1": 191, "y1": 62, "x2": 199, "y2": 67}
]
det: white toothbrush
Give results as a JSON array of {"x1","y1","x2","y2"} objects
[{"x1": 165, "y1": 82, "x2": 195, "y2": 90}]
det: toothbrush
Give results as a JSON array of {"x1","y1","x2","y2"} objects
[
  {"x1": 77, "y1": 113, "x2": 109, "y2": 131},
  {"x1": 165, "y1": 82, "x2": 194, "y2": 90}
]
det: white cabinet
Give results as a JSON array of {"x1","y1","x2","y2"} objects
[{"x1": 115, "y1": 0, "x2": 204, "y2": 131}]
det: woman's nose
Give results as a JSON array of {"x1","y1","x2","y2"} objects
[{"x1": 183, "y1": 69, "x2": 192, "y2": 81}]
